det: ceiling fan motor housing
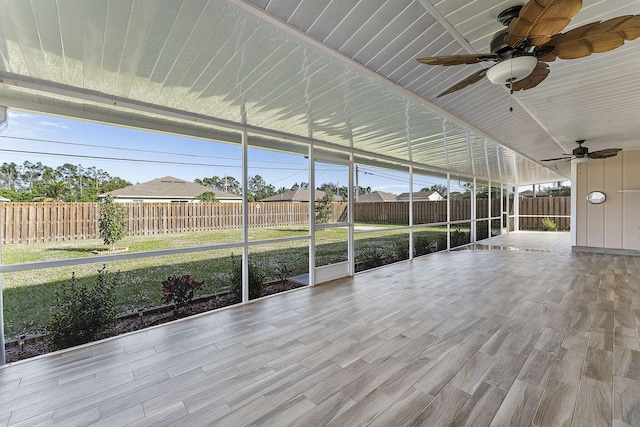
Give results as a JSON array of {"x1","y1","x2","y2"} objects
[
  {"x1": 491, "y1": 6, "x2": 524, "y2": 54},
  {"x1": 573, "y1": 145, "x2": 588, "y2": 157},
  {"x1": 490, "y1": 29, "x2": 512, "y2": 54}
]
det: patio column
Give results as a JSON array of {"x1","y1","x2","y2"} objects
[
  {"x1": 471, "y1": 177, "x2": 477, "y2": 243},
  {"x1": 0, "y1": 106, "x2": 6, "y2": 365},
  {"x1": 488, "y1": 180, "x2": 492, "y2": 240},
  {"x1": 348, "y1": 155, "x2": 354, "y2": 275},
  {"x1": 446, "y1": 173, "x2": 451, "y2": 250},
  {"x1": 504, "y1": 185, "x2": 510, "y2": 234},
  {"x1": 308, "y1": 145, "x2": 315, "y2": 286},
  {"x1": 408, "y1": 166, "x2": 414, "y2": 260},
  {"x1": 241, "y1": 129, "x2": 249, "y2": 303},
  {"x1": 570, "y1": 160, "x2": 578, "y2": 246},
  {"x1": 0, "y1": 246, "x2": 5, "y2": 365},
  {"x1": 514, "y1": 185, "x2": 520, "y2": 231}
]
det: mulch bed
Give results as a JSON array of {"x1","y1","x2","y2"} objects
[{"x1": 4, "y1": 280, "x2": 305, "y2": 364}]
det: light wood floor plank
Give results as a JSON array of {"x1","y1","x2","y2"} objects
[
  {"x1": 409, "y1": 383, "x2": 470, "y2": 426},
  {"x1": 450, "y1": 382, "x2": 507, "y2": 427},
  {"x1": 572, "y1": 376, "x2": 613, "y2": 427},
  {"x1": 613, "y1": 375, "x2": 640, "y2": 426},
  {"x1": 532, "y1": 378, "x2": 578, "y2": 427}
]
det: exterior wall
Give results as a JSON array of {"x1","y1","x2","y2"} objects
[{"x1": 575, "y1": 149, "x2": 640, "y2": 252}]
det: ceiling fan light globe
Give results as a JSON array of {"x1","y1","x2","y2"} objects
[
  {"x1": 486, "y1": 56, "x2": 539, "y2": 84},
  {"x1": 572, "y1": 156, "x2": 589, "y2": 164}
]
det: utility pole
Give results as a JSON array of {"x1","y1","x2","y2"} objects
[{"x1": 355, "y1": 165, "x2": 359, "y2": 202}]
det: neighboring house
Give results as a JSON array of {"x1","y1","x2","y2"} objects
[
  {"x1": 102, "y1": 176, "x2": 241, "y2": 203},
  {"x1": 261, "y1": 188, "x2": 344, "y2": 202},
  {"x1": 0, "y1": 196, "x2": 10, "y2": 202},
  {"x1": 356, "y1": 190, "x2": 397, "y2": 202},
  {"x1": 395, "y1": 191, "x2": 443, "y2": 202}
]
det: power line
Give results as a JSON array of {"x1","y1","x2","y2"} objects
[
  {"x1": 0, "y1": 148, "x2": 307, "y2": 171},
  {"x1": 0, "y1": 135, "x2": 307, "y2": 166}
]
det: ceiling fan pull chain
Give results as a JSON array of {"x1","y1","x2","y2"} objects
[
  {"x1": 509, "y1": 59, "x2": 514, "y2": 112},
  {"x1": 509, "y1": 81, "x2": 514, "y2": 112}
]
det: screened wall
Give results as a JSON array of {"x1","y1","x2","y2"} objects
[{"x1": 1, "y1": 111, "x2": 511, "y2": 363}]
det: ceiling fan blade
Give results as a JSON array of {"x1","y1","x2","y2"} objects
[
  {"x1": 505, "y1": 0, "x2": 583, "y2": 47},
  {"x1": 417, "y1": 53, "x2": 498, "y2": 66},
  {"x1": 509, "y1": 62, "x2": 550, "y2": 91},
  {"x1": 588, "y1": 148, "x2": 622, "y2": 159},
  {"x1": 542, "y1": 15, "x2": 640, "y2": 61},
  {"x1": 540, "y1": 156, "x2": 571, "y2": 161},
  {"x1": 437, "y1": 69, "x2": 488, "y2": 97},
  {"x1": 436, "y1": 68, "x2": 487, "y2": 98}
]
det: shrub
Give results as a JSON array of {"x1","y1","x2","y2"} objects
[
  {"x1": 276, "y1": 263, "x2": 292, "y2": 286},
  {"x1": 394, "y1": 240, "x2": 410, "y2": 260},
  {"x1": 450, "y1": 229, "x2": 470, "y2": 247},
  {"x1": 414, "y1": 233, "x2": 446, "y2": 256},
  {"x1": 541, "y1": 217, "x2": 558, "y2": 231},
  {"x1": 359, "y1": 247, "x2": 385, "y2": 269},
  {"x1": 99, "y1": 195, "x2": 128, "y2": 250},
  {"x1": 229, "y1": 254, "x2": 265, "y2": 300},
  {"x1": 47, "y1": 266, "x2": 120, "y2": 351},
  {"x1": 414, "y1": 234, "x2": 433, "y2": 256},
  {"x1": 161, "y1": 274, "x2": 204, "y2": 314},
  {"x1": 476, "y1": 221, "x2": 489, "y2": 239}
]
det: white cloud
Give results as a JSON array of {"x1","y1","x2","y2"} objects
[
  {"x1": 7, "y1": 111, "x2": 35, "y2": 119},
  {"x1": 40, "y1": 121, "x2": 69, "y2": 129}
]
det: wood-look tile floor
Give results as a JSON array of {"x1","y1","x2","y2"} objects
[{"x1": 1, "y1": 232, "x2": 639, "y2": 426}]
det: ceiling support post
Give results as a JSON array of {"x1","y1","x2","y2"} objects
[
  {"x1": 570, "y1": 160, "x2": 578, "y2": 247},
  {"x1": 241, "y1": 129, "x2": 249, "y2": 304}
]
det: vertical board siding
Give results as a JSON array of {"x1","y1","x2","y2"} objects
[{"x1": 0, "y1": 198, "x2": 570, "y2": 245}]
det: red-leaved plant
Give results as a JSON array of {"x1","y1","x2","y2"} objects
[{"x1": 161, "y1": 274, "x2": 204, "y2": 314}]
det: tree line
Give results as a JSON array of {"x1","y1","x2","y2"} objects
[
  {"x1": 3, "y1": 162, "x2": 509, "y2": 203},
  {"x1": 195, "y1": 175, "x2": 377, "y2": 202},
  {"x1": 0, "y1": 161, "x2": 131, "y2": 202}
]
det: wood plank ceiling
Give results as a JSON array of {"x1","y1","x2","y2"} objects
[
  {"x1": 244, "y1": 0, "x2": 640, "y2": 179},
  {"x1": 0, "y1": 0, "x2": 639, "y2": 184}
]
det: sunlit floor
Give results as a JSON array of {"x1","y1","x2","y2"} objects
[
  {"x1": 477, "y1": 230, "x2": 572, "y2": 253},
  {"x1": 1, "y1": 231, "x2": 639, "y2": 426}
]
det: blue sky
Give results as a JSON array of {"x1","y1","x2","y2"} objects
[
  {"x1": 0, "y1": 109, "x2": 554, "y2": 194},
  {"x1": 0, "y1": 110, "x2": 448, "y2": 193}
]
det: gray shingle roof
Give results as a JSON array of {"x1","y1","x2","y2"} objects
[
  {"x1": 261, "y1": 189, "x2": 323, "y2": 202},
  {"x1": 105, "y1": 176, "x2": 241, "y2": 200},
  {"x1": 356, "y1": 191, "x2": 397, "y2": 202},
  {"x1": 261, "y1": 188, "x2": 343, "y2": 202}
]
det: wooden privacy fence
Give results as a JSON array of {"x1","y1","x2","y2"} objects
[
  {"x1": 0, "y1": 198, "x2": 568, "y2": 245},
  {"x1": 354, "y1": 199, "x2": 502, "y2": 224},
  {"x1": 518, "y1": 196, "x2": 570, "y2": 231},
  {"x1": 0, "y1": 202, "x2": 349, "y2": 245}
]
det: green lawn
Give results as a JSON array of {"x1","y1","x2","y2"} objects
[{"x1": 2, "y1": 225, "x2": 451, "y2": 339}]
